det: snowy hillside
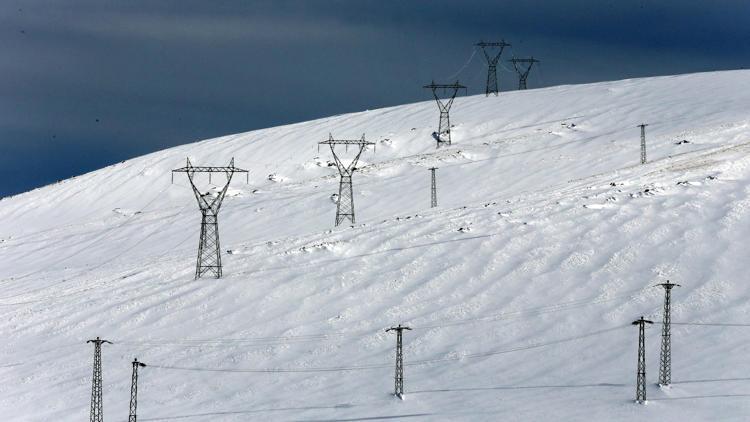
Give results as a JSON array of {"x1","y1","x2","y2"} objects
[{"x1": 2, "y1": 70, "x2": 750, "y2": 421}]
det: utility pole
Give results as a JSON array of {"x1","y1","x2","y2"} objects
[
  {"x1": 386, "y1": 324, "x2": 412, "y2": 399},
  {"x1": 87, "y1": 337, "x2": 112, "y2": 422},
  {"x1": 429, "y1": 167, "x2": 438, "y2": 208},
  {"x1": 657, "y1": 281, "x2": 680, "y2": 386},
  {"x1": 423, "y1": 81, "x2": 467, "y2": 147},
  {"x1": 172, "y1": 158, "x2": 248, "y2": 279},
  {"x1": 509, "y1": 57, "x2": 540, "y2": 90},
  {"x1": 128, "y1": 358, "x2": 146, "y2": 422},
  {"x1": 318, "y1": 134, "x2": 375, "y2": 226},
  {"x1": 632, "y1": 316, "x2": 653, "y2": 404},
  {"x1": 638, "y1": 124, "x2": 648, "y2": 164},
  {"x1": 476, "y1": 40, "x2": 511, "y2": 96}
]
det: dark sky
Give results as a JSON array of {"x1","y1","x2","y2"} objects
[{"x1": 1, "y1": 0, "x2": 749, "y2": 197}]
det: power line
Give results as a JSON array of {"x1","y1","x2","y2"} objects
[
  {"x1": 444, "y1": 46, "x2": 478, "y2": 81},
  {"x1": 670, "y1": 322, "x2": 750, "y2": 327},
  {"x1": 144, "y1": 325, "x2": 626, "y2": 375},
  {"x1": 113, "y1": 287, "x2": 650, "y2": 349}
]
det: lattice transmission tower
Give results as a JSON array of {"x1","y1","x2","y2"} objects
[
  {"x1": 657, "y1": 281, "x2": 680, "y2": 386},
  {"x1": 319, "y1": 134, "x2": 375, "y2": 226},
  {"x1": 632, "y1": 316, "x2": 653, "y2": 404},
  {"x1": 476, "y1": 40, "x2": 511, "y2": 96},
  {"x1": 386, "y1": 324, "x2": 412, "y2": 399},
  {"x1": 128, "y1": 358, "x2": 146, "y2": 422},
  {"x1": 509, "y1": 57, "x2": 540, "y2": 90},
  {"x1": 172, "y1": 158, "x2": 248, "y2": 279},
  {"x1": 424, "y1": 81, "x2": 467, "y2": 148},
  {"x1": 87, "y1": 337, "x2": 112, "y2": 422},
  {"x1": 429, "y1": 167, "x2": 438, "y2": 208},
  {"x1": 638, "y1": 123, "x2": 648, "y2": 164}
]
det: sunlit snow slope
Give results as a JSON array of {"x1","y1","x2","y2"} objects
[{"x1": 2, "y1": 70, "x2": 750, "y2": 421}]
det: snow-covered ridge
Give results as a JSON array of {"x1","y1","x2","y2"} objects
[{"x1": 1, "y1": 70, "x2": 750, "y2": 421}]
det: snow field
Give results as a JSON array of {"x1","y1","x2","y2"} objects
[{"x1": 1, "y1": 70, "x2": 750, "y2": 420}]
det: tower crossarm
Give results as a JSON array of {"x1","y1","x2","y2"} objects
[
  {"x1": 172, "y1": 157, "x2": 247, "y2": 213},
  {"x1": 631, "y1": 317, "x2": 654, "y2": 326},
  {"x1": 318, "y1": 135, "x2": 374, "y2": 176},
  {"x1": 385, "y1": 324, "x2": 412, "y2": 333},
  {"x1": 87, "y1": 338, "x2": 113, "y2": 345},
  {"x1": 476, "y1": 40, "x2": 511, "y2": 66},
  {"x1": 423, "y1": 81, "x2": 467, "y2": 112},
  {"x1": 509, "y1": 57, "x2": 540, "y2": 78},
  {"x1": 172, "y1": 157, "x2": 248, "y2": 176}
]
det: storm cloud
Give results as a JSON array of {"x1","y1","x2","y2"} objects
[{"x1": 1, "y1": 0, "x2": 748, "y2": 196}]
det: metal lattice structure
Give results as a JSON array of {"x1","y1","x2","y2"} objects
[
  {"x1": 128, "y1": 358, "x2": 146, "y2": 422},
  {"x1": 172, "y1": 158, "x2": 248, "y2": 279},
  {"x1": 476, "y1": 40, "x2": 511, "y2": 96},
  {"x1": 657, "y1": 281, "x2": 680, "y2": 386},
  {"x1": 386, "y1": 324, "x2": 412, "y2": 399},
  {"x1": 318, "y1": 135, "x2": 375, "y2": 226},
  {"x1": 638, "y1": 124, "x2": 648, "y2": 164},
  {"x1": 429, "y1": 167, "x2": 438, "y2": 208},
  {"x1": 632, "y1": 316, "x2": 653, "y2": 404},
  {"x1": 87, "y1": 337, "x2": 112, "y2": 422},
  {"x1": 424, "y1": 81, "x2": 467, "y2": 147},
  {"x1": 509, "y1": 57, "x2": 540, "y2": 90}
]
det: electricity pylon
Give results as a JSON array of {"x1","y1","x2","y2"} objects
[
  {"x1": 638, "y1": 124, "x2": 648, "y2": 164},
  {"x1": 128, "y1": 358, "x2": 146, "y2": 422},
  {"x1": 509, "y1": 57, "x2": 540, "y2": 90},
  {"x1": 386, "y1": 324, "x2": 412, "y2": 399},
  {"x1": 632, "y1": 316, "x2": 653, "y2": 404},
  {"x1": 657, "y1": 281, "x2": 680, "y2": 386},
  {"x1": 318, "y1": 134, "x2": 375, "y2": 226},
  {"x1": 172, "y1": 158, "x2": 248, "y2": 279},
  {"x1": 476, "y1": 40, "x2": 511, "y2": 96},
  {"x1": 429, "y1": 167, "x2": 438, "y2": 208},
  {"x1": 424, "y1": 81, "x2": 467, "y2": 147},
  {"x1": 87, "y1": 337, "x2": 112, "y2": 422}
]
